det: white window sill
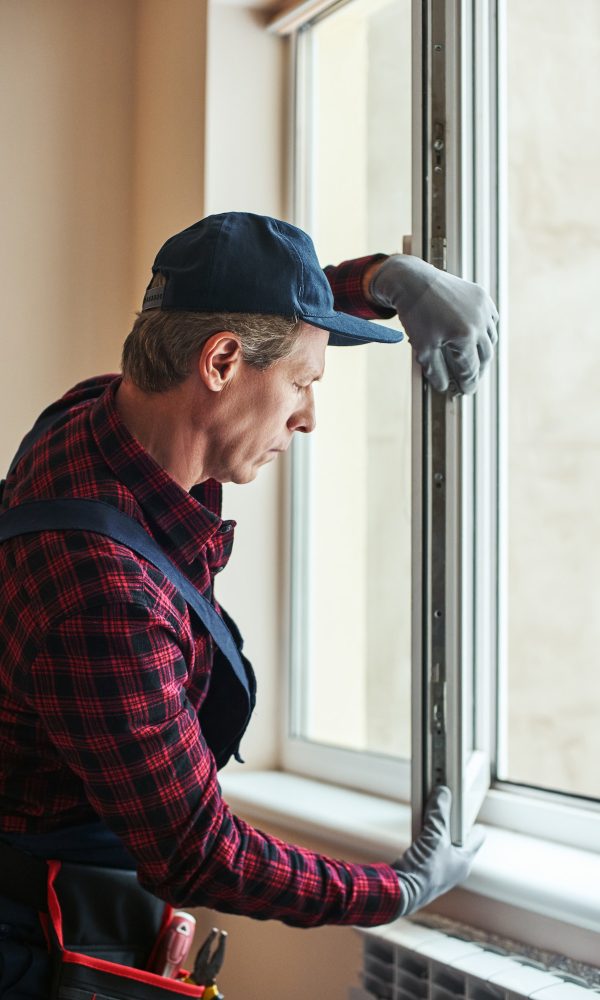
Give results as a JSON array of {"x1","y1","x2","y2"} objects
[{"x1": 220, "y1": 770, "x2": 600, "y2": 937}]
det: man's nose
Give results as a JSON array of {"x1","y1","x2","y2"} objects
[{"x1": 289, "y1": 392, "x2": 316, "y2": 434}]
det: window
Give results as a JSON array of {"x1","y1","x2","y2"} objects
[{"x1": 275, "y1": 0, "x2": 600, "y2": 850}]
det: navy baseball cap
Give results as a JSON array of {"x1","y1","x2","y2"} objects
[{"x1": 141, "y1": 212, "x2": 402, "y2": 347}]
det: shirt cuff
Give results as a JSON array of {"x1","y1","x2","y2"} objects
[{"x1": 324, "y1": 254, "x2": 397, "y2": 321}]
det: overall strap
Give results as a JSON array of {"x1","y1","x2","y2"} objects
[
  {"x1": 0, "y1": 392, "x2": 102, "y2": 503},
  {"x1": 0, "y1": 498, "x2": 250, "y2": 698},
  {"x1": 6, "y1": 405, "x2": 73, "y2": 480}
]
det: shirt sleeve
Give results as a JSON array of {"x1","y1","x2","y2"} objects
[
  {"x1": 324, "y1": 254, "x2": 397, "y2": 320},
  {"x1": 30, "y1": 598, "x2": 401, "y2": 928}
]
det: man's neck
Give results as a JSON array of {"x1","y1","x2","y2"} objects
[{"x1": 114, "y1": 379, "x2": 208, "y2": 491}]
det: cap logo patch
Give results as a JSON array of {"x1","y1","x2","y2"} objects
[{"x1": 142, "y1": 286, "x2": 165, "y2": 311}]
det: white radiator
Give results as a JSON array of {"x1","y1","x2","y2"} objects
[{"x1": 350, "y1": 919, "x2": 600, "y2": 1000}]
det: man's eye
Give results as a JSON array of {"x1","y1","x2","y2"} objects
[{"x1": 293, "y1": 382, "x2": 306, "y2": 391}]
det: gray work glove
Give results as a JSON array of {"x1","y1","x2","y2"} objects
[
  {"x1": 393, "y1": 786, "x2": 484, "y2": 916},
  {"x1": 370, "y1": 255, "x2": 499, "y2": 395}
]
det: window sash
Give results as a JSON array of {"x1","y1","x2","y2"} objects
[
  {"x1": 283, "y1": 0, "x2": 493, "y2": 818},
  {"x1": 411, "y1": 0, "x2": 494, "y2": 846}
]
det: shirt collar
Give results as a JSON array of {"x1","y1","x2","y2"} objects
[{"x1": 89, "y1": 378, "x2": 235, "y2": 567}]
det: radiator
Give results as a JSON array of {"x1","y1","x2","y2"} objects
[{"x1": 350, "y1": 918, "x2": 600, "y2": 1000}]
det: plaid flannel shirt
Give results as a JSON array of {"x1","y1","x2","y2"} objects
[{"x1": 0, "y1": 257, "x2": 401, "y2": 927}]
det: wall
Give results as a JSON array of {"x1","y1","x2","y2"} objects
[
  {"x1": 132, "y1": 0, "x2": 209, "y2": 308},
  {"x1": 0, "y1": 0, "x2": 207, "y2": 471},
  {"x1": 0, "y1": 0, "x2": 135, "y2": 467}
]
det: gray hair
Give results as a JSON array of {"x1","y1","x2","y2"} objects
[{"x1": 121, "y1": 273, "x2": 303, "y2": 393}]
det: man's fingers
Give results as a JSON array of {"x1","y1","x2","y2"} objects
[
  {"x1": 421, "y1": 348, "x2": 450, "y2": 393},
  {"x1": 477, "y1": 332, "x2": 494, "y2": 368},
  {"x1": 487, "y1": 319, "x2": 499, "y2": 348},
  {"x1": 417, "y1": 323, "x2": 498, "y2": 393},
  {"x1": 422, "y1": 785, "x2": 452, "y2": 833},
  {"x1": 444, "y1": 342, "x2": 480, "y2": 393}
]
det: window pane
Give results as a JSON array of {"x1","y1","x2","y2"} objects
[
  {"x1": 503, "y1": 0, "x2": 600, "y2": 798},
  {"x1": 294, "y1": 0, "x2": 412, "y2": 759}
]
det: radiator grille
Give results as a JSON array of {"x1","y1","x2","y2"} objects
[{"x1": 350, "y1": 919, "x2": 600, "y2": 1000}]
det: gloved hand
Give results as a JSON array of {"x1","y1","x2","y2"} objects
[
  {"x1": 393, "y1": 786, "x2": 484, "y2": 916},
  {"x1": 370, "y1": 255, "x2": 499, "y2": 395}
]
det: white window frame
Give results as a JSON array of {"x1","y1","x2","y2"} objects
[{"x1": 272, "y1": 0, "x2": 600, "y2": 857}]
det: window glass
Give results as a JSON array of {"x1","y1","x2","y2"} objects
[
  {"x1": 292, "y1": 0, "x2": 412, "y2": 759},
  {"x1": 503, "y1": 0, "x2": 600, "y2": 798}
]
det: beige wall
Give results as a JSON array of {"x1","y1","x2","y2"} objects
[
  {"x1": 1, "y1": 0, "x2": 134, "y2": 466},
  {"x1": 132, "y1": 0, "x2": 208, "y2": 307},
  {"x1": 0, "y1": 0, "x2": 207, "y2": 471}
]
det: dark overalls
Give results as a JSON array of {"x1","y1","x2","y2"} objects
[{"x1": 0, "y1": 406, "x2": 256, "y2": 997}]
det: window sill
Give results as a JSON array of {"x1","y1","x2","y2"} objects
[{"x1": 220, "y1": 770, "x2": 600, "y2": 937}]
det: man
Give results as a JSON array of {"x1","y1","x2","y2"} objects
[{"x1": 0, "y1": 213, "x2": 492, "y2": 988}]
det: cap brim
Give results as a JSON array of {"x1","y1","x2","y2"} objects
[{"x1": 302, "y1": 310, "x2": 403, "y2": 346}]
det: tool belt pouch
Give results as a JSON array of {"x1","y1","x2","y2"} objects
[{"x1": 46, "y1": 860, "x2": 204, "y2": 1000}]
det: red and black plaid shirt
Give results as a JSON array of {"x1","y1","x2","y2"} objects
[{"x1": 0, "y1": 258, "x2": 401, "y2": 927}]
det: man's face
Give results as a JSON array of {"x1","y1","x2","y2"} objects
[{"x1": 204, "y1": 323, "x2": 328, "y2": 485}]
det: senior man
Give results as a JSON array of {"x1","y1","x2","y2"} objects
[{"x1": 0, "y1": 213, "x2": 492, "y2": 991}]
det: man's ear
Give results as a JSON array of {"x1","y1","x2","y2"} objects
[{"x1": 198, "y1": 332, "x2": 243, "y2": 392}]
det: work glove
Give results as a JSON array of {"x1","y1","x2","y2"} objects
[
  {"x1": 393, "y1": 786, "x2": 485, "y2": 916},
  {"x1": 370, "y1": 255, "x2": 499, "y2": 395}
]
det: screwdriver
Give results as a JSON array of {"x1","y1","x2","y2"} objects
[{"x1": 149, "y1": 910, "x2": 196, "y2": 978}]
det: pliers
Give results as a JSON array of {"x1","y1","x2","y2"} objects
[{"x1": 189, "y1": 926, "x2": 228, "y2": 998}]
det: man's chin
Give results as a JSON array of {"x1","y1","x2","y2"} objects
[
  {"x1": 230, "y1": 467, "x2": 259, "y2": 485},
  {"x1": 229, "y1": 453, "x2": 278, "y2": 485}
]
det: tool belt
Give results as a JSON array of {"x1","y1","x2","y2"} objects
[{"x1": 0, "y1": 838, "x2": 204, "y2": 999}]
